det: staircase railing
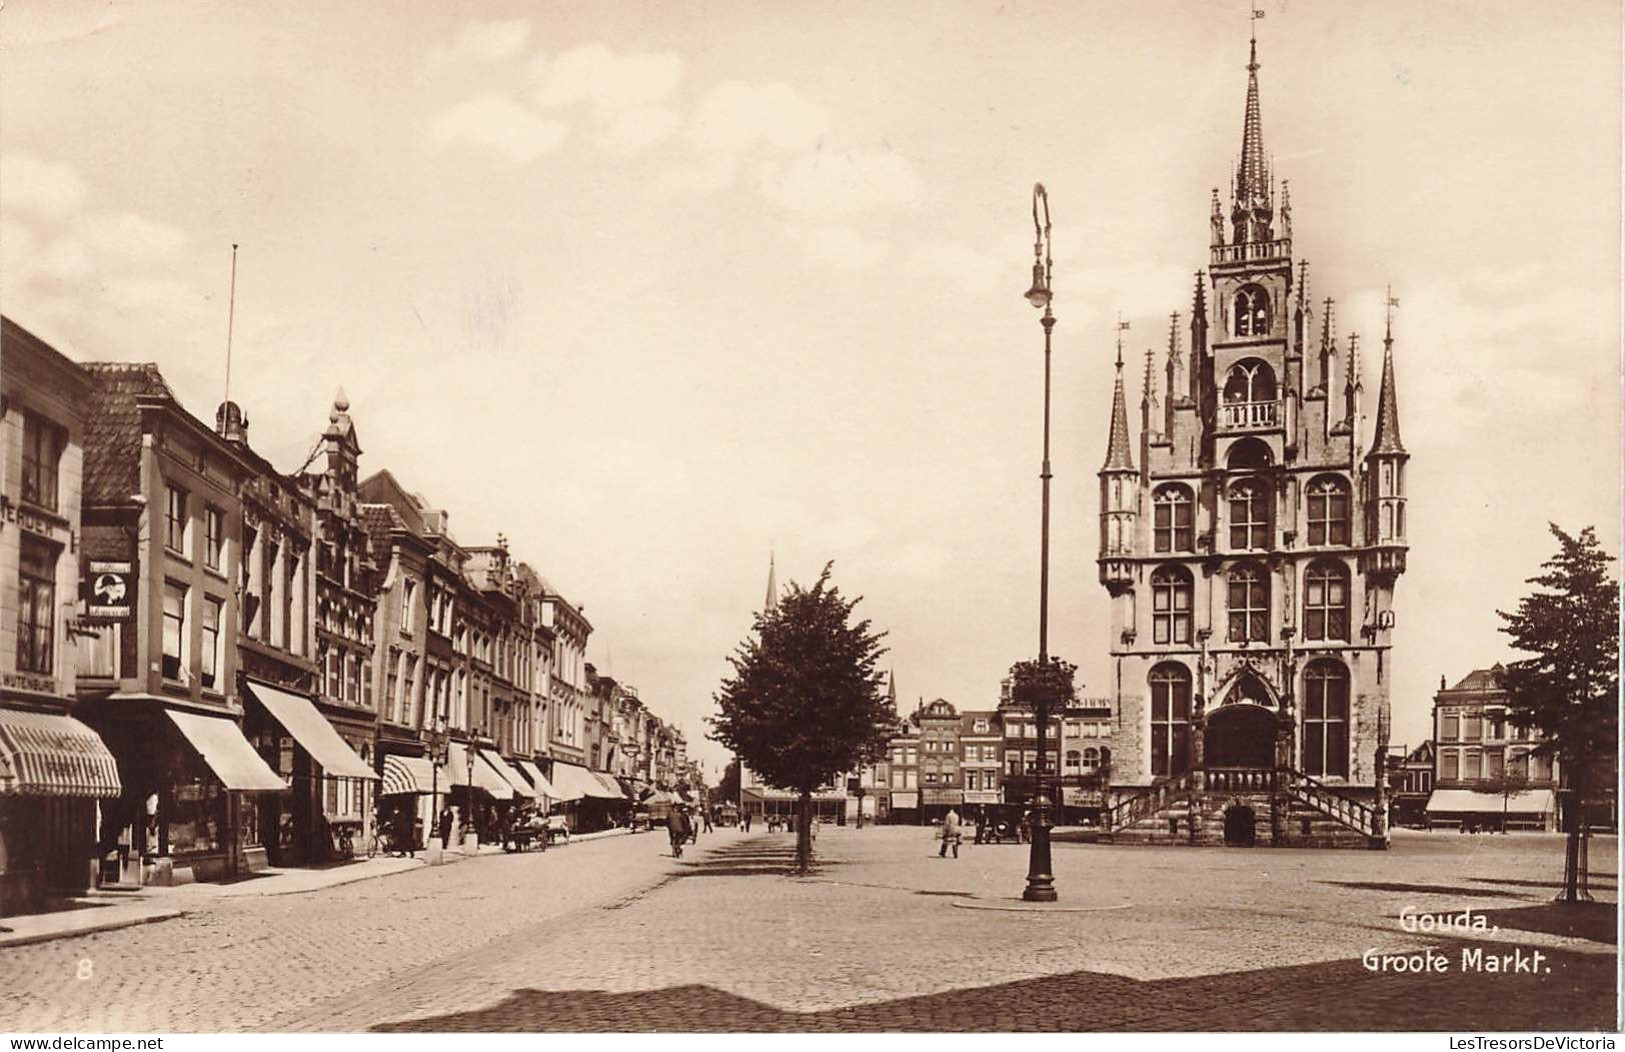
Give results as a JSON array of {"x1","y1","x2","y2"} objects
[
  {"x1": 1280, "y1": 766, "x2": 1377, "y2": 836},
  {"x1": 1105, "y1": 771, "x2": 1192, "y2": 832}
]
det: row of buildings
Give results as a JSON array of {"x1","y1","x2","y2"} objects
[
  {"x1": 1386, "y1": 665, "x2": 1616, "y2": 834},
  {"x1": 0, "y1": 316, "x2": 700, "y2": 914}
]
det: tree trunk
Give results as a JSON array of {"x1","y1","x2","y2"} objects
[
  {"x1": 797, "y1": 790, "x2": 813, "y2": 873},
  {"x1": 1561, "y1": 782, "x2": 1581, "y2": 904}
]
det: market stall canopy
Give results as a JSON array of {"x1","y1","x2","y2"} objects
[
  {"x1": 0, "y1": 709, "x2": 121, "y2": 798},
  {"x1": 165, "y1": 710, "x2": 286, "y2": 792},
  {"x1": 482, "y1": 750, "x2": 534, "y2": 799},
  {"x1": 1425, "y1": 788, "x2": 1556, "y2": 815},
  {"x1": 380, "y1": 754, "x2": 435, "y2": 796},
  {"x1": 244, "y1": 680, "x2": 377, "y2": 781}
]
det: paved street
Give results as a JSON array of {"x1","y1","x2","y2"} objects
[{"x1": 1, "y1": 827, "x2": 1615, "y2": 1033}]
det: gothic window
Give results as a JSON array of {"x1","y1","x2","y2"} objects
[
  {"x1": 1153, "y1": 484, "x2": 1195, "y2": 552},
  {"x1": 1307, "y1": 475, "x2": 1351, "y2": 545},
  {"x1": 1223, "y1": 359, "x2": 1276, "y2": 402},
  {"x1": 1226, "y1": 563, "x2": 1269, "y2": 643},
  {"x1": 1233, "y1": 284, "x2": 1269, "y2": 337},
  {"x1": 1150, "y1": 663, "x2": 1192, "y2": 778},
  {"x1": 1226, "y1": 437, "x2": 1273, "y2": 470},
  {"x1": 1228, "y1": 480, "x2": 1270, "y2": 550},
  {"x1": 1302, "y1": 659, "x2": 1350, "y2": 777},
  {"x1": 1303, "y1": 560, "x2": 1350, "y2": 642},
  {"x1": 1150, "y1": 565, "x2": 1193, "y2": 645}
]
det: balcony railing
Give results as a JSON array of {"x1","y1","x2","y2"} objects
[
  {"x1": 1206, "y1": 766, "x2": 1276, "y2": 792},
  {"x1": 1211, "y1": 238, "x2": 1291, "y2": 265},
  {"x1": 1220, "y1": 400, "x2": 1278, "y2": 431}
]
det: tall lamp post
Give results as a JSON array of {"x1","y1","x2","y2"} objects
[
  {"x1": 464, "y1": 730, "x2": 478, "y2": 850},
  {"x1": 1021, "y1": 182, "x2": 1059, "y2": 903}
]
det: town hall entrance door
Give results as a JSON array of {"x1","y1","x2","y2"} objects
[{"x1": 1203, "y1": 704, "x2": 1276, "y2": 769}]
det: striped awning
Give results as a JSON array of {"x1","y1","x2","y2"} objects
[
  {"x1": 380, "y1": 754, "x2": 435, "y2": 796},
  {"x1": 0, "y1": 710, "x2": 122, "y2": 798}
]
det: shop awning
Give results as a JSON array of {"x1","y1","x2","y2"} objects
[
  {"x1": 549, "y1": 762, "x2": 617, "y2": 802},
  {"x1": 380, "y1": 754, "x2": 436, "y2": 796},
  {"x1": 592, "y1": 772, "x2": 627, "y2": 799},
  {"x1": 514, "y1": 759, "x2": 555, "y2": 799},
  {"x1": 244, "y1": 680, "x2": 377, "y2": 781},
  {"x1": 483, "y1": 751, "x2": 535, "y2": 800},
  {"x1": 165, "y1": 710, "x2": 286, "y2": 792},
  {"x1": 1425, "y1": 788, "x2": 1556, "y2": 815},
  {"x1": 0, "y1": 709, "x2": 122, "y2": 797}
]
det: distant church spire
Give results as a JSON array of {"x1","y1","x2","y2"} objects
[{"x1": 763, "y1": 552, "x2": 778, "y2": 613}]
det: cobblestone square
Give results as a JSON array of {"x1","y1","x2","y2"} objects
[{"x1": 1, "y1": 827, "x2": 1614, "y2": 1033}]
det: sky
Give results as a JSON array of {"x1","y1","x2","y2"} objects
[{"x1": 3, "y1": 0, "x2": 1619, "y2": 777}]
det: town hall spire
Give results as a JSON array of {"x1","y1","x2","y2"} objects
[{"x1": 1232, "y1": 24, "x2": 1274, "y2": 245}]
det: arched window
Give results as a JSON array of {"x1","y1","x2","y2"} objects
[
  {"x1": 1303, "y1": 660, "x2": 1350, "y2": 777},
  {"x1": 1149, "y1": 663, "x2": 1192, "y2": 777},
  {"x1": 1151, "y1": 565, "x2": 1193, "y2": 645},
  {"x1": 1153, "y1": 484, "x2": 1194, "y2": 552},
  {"x1": 1227, "y1": 563, "x2": 1269, "y2": 643},
  {"x1": 1080, "y1": 747, "x2": 1100, "y2": 773},
  {"x1": 1223, "y1": 359, "x2": 1277, "y2": 403},
  {"x1": 1234, "y1": 284, "x2": 1269, "y2": 337},
  {"x1": 1307, "y1": 475, "x2": 1351, "y2": 546},
  {"x1": 1228, "y1": 480, "x2": 1270, "y2": 550},
  {"x1": 1303, "y1": 560, "x2": 1350, "y2": 641},
  {"x1": 1065, "y1": 749, "x2": 1082, "y2": 773}
]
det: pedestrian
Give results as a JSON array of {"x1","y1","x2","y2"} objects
[
  {"x1": 974, "y1": 808, "x2": 987, "y2": 845},
  {"x1": 743, "y1": 811, "x2": 752, "y2": 832},
  {"x1": 437, "y1": 804, "x2": 454, "y2": 851},
  {"x1": 702, "y1": 808, "x2": 714, "y2": 834},
  {"x1": 667, "y1": 805, "x2": 689, "y2": 857},
  {"x1": 939, "y1": 807, "x2": 962, "y2": 859}
]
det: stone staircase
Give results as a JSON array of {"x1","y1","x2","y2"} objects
[{"x1": 1100, "y1": 766, "x2": 1386, "y2": 849}]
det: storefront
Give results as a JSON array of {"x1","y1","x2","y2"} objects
[
  {"x1": 548, "y1": 761, "x2": 626, "y2": 832},
  {"x1": 438, "y1": 741, "x2": 514, "y2": 844},
  {"x1": 885, "y1": 790, "x2": 918, "y2": 825},
  {"x1": 243, "y1": 680, "x2": 378, "y2": 864},
  {"x1": 0, "y1": 708, "x2": 122, "y2": 914},
  {"x1": 379, "y1": 754, "x2": 435, "y2": 850}
]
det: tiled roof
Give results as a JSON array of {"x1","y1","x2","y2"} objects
[
  {"x1": 1446, "y1": 664, "x2": 1505, "y2": 693},
  {"x1": 79, "y1": 363, "x2": 176, "y2": 504},
  {"x1": 358, "y1": 503, "x2": 404, "y2": 555}
]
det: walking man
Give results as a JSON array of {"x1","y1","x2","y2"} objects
[
  {"x1": 667, "y1": 805, "x2": 689, "y2": 857},
  {"x1": 939, "y1": 807, "x2": 962, "y2": 859}
]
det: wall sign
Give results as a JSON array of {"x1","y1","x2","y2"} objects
[{"x1": 86, "y1": 560, "x2": 136, "y2": 620}]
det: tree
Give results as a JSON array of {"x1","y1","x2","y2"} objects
[
  {"x1": 1497, "y1": 524, "x2": 1619, "y2": 903},
  {"x1": 715, "y1": 758, "x2": 741, "y2": 806},
  {"x1": 1478, "y1": 766, "x2": 1531, "y2": 835},
  {"x1": 709, "y1": 563, "x2": 894, "y2": 871}
]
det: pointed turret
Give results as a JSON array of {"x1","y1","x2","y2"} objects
[
  {"x1": 1362, "y1": 291, "x2": 1409, "y2": 583},
  {"x1": 1231, "y1": 33, "x2": 1274, "y2": 245},
  {"x1": 1102, "y1": 344, "x2": 1134, "y2": 472},
  {"x1": 1189, "y1": 274, "x2": 1208, "y2": 410},
  {"x1": 1098, "y1": 337, "x2": 1137, "y2": 594},
  {"x1": 1165, "y1": 311, "x2": 1185, "y2": 430}
]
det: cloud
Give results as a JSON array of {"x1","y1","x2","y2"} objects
[
  {"x1": 429, "y1": 19, "x2": 532, "y2": 65},
  {"x1": 596, "y1": 106, "x2": 683, "y2": 157},
  {"x1": 36, "y1": 237, "x2": 91, "y2": 281},
  {"x1": 1, "y1": 153, "x2": 87, "y2": 221},
  {"x1": 533, "y1": 44, "x2": 684, "y2": 112},
  {"x1": 687, "y1": 81, "x2": 829, "y2": 158},
  {"x1": 907, "y1": 241, "x2": 1006, "y2": 293},
  {"x1": 84, "y1": 211, "x2": 187, "y2": 260},
  {"x1": 759, "y1": 148, "x2": 922, "y2": 216},
  {"x1": 784, "y1": 224, "x2": 889, "y2": 270},
  {"x1": 424, "y1": 94, "x2": 567, "y2": 165}
]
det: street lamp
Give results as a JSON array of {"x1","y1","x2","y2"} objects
[
  {"x1": 1022, "y1": 182, "x2": 1058, "y2": 903},
  {"x1": 425, "y1": 713, "x2": 449, "y2": 860},
  {"x1": 465, "y1": 729, "x2": 479, "y2": 848}
]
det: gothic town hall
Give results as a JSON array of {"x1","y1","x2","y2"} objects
[{"x1": 1095, "y1": 38, "x2": 1408, "y2": 848}]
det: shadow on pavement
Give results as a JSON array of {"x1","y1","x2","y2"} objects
[
  {"x1": 1319, "y1": 881, "x2": 1527, "y2": 898},
  {"x1": 1470, "y1": 877, "x2": 1619, "y2": 892},
  {"x1": 1475, "y1": 901, "x2": 1617, "y2": 944},
  {"x1": 369, "y1": 941, "x2": 1616, "y2": 1032}
]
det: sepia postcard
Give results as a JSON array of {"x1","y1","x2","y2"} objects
[{"x1": 0, "y1": 0, "x2": 1618, "y2": 1043}]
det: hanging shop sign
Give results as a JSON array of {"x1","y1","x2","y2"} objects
[{"x1": 85, "y1": 560, "x2": 136, "y2": 621}]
